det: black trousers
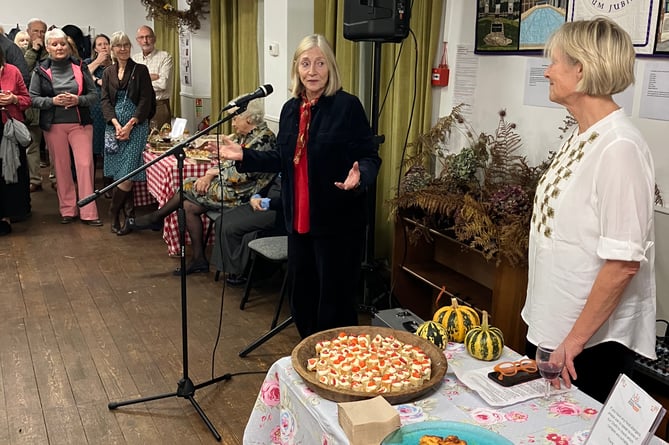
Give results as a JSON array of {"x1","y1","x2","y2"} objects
[
  {"x1": 526, "y1": 340, "x2": 636, "y2": 403},
  {"x1": 288, "y1": 229, "x2": 365, "y2": 338}
]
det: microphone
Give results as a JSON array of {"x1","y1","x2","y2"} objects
[{"x1": 222, "y1": 84, "x2": 273, "y2": 112}]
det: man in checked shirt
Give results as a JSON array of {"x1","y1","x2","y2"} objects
[{"x1": 133, "y1": 25, "x2": 173, "y2": 130}]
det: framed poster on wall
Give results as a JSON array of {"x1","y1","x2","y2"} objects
[
  {"x1": 656, "y1": 0, "x2": 669, "y2": 54},
  {"x1": 475, "y1": 1, "x2": 566, "y2": 54},
  {"x1": 568, "y1": 0, "x2": 660, "y2": 55}
]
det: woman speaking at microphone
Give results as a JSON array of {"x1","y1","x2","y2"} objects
[{"x1": 213, "y1": 34, "x2": 381, "y2": 338}]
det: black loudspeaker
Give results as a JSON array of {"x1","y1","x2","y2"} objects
[{"x1": 343, "y1": 0, "x2": 411, "y2": 43}]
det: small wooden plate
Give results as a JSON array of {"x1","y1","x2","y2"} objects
[{"x1": 291, "y1": 325, "x2": 447, "y2": 404}]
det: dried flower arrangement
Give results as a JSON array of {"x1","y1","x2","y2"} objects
[
  {"x1": 392, "y1": 104, "x2": 557, "y2": 267},
  {"x1": 141, "y1": 0, "x2": 209, "y2": 31}
]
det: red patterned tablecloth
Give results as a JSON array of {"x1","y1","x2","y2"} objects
[
  {"x1": 142, "y1": 150, "x2": 216, "y2": 256},
  {"x1": 133, "y1": 180, "x2": 156, "y2": 207}
]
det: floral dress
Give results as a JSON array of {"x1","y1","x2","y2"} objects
[
  {"x1": 182, "y1": 122, "x2": 276, "y2": 209},
  {"x1": 103, "y1": 89, "x2": 149, "y2": 181}
]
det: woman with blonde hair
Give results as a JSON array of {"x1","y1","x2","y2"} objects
[
  {"x1": 214, "y1": 34, "x2": 381, "y2": 337},
  {"x1": 29, "y1": 27, "x2": 101, "y2": 225},
  {"x1": 13, "y1": 31, "x2": 30, "y2": 53},
  {"x1": 522, "y1": 18, "x2": 656, "y2": 402}
]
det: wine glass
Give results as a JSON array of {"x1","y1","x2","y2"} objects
[{"x1": 535, "y1": 342, "x2": 565, "y2": 399}]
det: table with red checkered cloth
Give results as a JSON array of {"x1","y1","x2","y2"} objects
[
  {"x1": 142, "y1": 150, "x2": 217, "y2": 256},
  {"x1": 132, "y1": 180, "x2": 156, "y2": 207}
]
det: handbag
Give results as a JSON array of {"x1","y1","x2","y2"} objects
[{"x1": 104, "y1": 125, "x2": 120, "y2": 154}]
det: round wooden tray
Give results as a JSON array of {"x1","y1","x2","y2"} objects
[{"x1": 291, "y1": 325, "x2": 448, "y2": 404}]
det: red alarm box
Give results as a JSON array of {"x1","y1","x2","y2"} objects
[
  {"x1": 432, "y1": 64, "x2": 449, "y2": 87},
  {"x1": 432, "y1": 42, "x2": 450, "y2": 87}
]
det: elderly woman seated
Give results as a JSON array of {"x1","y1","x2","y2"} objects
[
  {"x1": 210, "y1": 174, "x2": 285, "y2": 285},
  {"x1": 130, "y1": 99, "x2": 277, "y2": 275}
]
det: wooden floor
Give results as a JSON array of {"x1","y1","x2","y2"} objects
[{"x1": 0, "y1": 176, "x2": 303, "y2": 444}]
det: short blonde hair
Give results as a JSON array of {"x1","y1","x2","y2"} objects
[
  {"x1": 109, "y1": 31, "x2": 132, "y2": 63},
  {"x1": 290, "y1": 34, "x2": 342, "y2": 98},
  {"x1": 44, "y1": 28, "x2": 66, "y2": 47},
  {"x1": 14, "y1": 31, "x2": 30, "y2": 45},
  {"x1": 544, "y1": 17, "x2": 635, "y2": 96}
]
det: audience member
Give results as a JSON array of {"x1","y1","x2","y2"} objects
[
  {"x1": 24, "y1": 18, "x2": 49, "y2": 192},
  {"x1": 65, "y1": 36, "x2": 80, "y2": 59},
  {"x1": 29, "y1": 28, "x2": 101, "y2": 226},
  {"x1": 133, "y1": 25, "x2": 173, "y2": 130},
  {"x1": 130, "y1": 100, "x2": 276, "y2": 275},
  {"x1": 84, "y1": 34, "x2": 112, "y2": 195},
  {"x1": 0, "y1": 31, "x2": 29, "y2": 85},
  {"x1": 100, "y1": 31, "x2": 154, "y2": 235},
  {"x1": 211, "y1": 174, "x2": 284, "y2": 286},
  {"x1": 0, "y1": 45, "x2": 32, "y2": 234},
  {"x1": 14, "y1": 31, "x2": 30, "y2": 53}
]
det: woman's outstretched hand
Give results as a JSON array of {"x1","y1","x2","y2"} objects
[
  {"x1": 207, "y1": 135, "x2": 244, "y2": 161},
  {"x1": 335, "y1": 161, "x2": 361, "y2": 191}
]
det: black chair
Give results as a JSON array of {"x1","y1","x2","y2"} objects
[{"x1": 239, "y1": 236, "x2": 288, "y2": 320}]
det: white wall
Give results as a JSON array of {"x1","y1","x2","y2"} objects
[
  {"x1": 262, "y1": 0, "x2": 314, "y2": 132},
  {"x1": 439, "y1": 2, "x2": 669, "y2": 319},
  {"x1": 5, "y1": 0, "x2": 146, "y2": 44}
]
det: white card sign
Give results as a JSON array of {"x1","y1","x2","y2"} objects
[{"x1": 586, "y1": 374, "x2": 665, "y2": 444}]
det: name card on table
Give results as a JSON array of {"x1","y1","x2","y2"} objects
[
  {"x1": 169, "y1": 118, "x2": 188, "y2": 139},
  {"x1": 586, "y1": 373, "x2": 665, "y2": 444}
]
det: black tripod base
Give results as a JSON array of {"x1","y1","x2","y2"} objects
[
  {"x1": 239, "y1": 316, "x2": 293, "y2": 357},
  {"x1": 108, "y1": 376, "x2": 224, "y2": 441}
]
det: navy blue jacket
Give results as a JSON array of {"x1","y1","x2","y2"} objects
[{"x1": 237, "y1": 89, "x2": 381, "y2": 236}]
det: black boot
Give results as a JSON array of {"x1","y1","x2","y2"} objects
[
  {"x1": 129, "y1": 194, "x2": 178, "y2": 231},
  {"x1": 109, "y1": 188, "x2": 130, "y2": 234},
  {"x1": 103, "y1": 176, "x2": 114, "y2": 199},
  {"x1": 117, "y1": 190, "x2": 135, "y2": 236}
]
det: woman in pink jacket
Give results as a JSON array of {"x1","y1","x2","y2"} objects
[{"x1": 0, "y1": 45, "x2": 32, "y2": 235}]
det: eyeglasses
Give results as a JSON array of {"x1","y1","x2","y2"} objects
[
  {"x1": 113, "y1": 43, "x2": 131, "y2": 49},
  {"x1": 493, "y1": 359, "x2": 537, "y2": 380}
]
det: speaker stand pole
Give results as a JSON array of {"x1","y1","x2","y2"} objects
[{"x1": 361, "y1": 41, "x2": 384, "y2": 311}]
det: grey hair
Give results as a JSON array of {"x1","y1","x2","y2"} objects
[
  {"x1": 44, "y1": 28, "x2": 66, "y2": 46},
  {"x1": 109, "y1": 31, "x2": 132, "y2": 63},
  {"x1": 27, "y1": 18, "x2": 46, "y2": 31},
  {"x1": 232, "y1": 98, "x2": 265, "y2": 125},
  {"x1": 290, "y1": 34, "x2": 341, "y2": 98}
]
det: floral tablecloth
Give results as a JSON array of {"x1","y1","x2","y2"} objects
[
  {"x1": 244, "y1": 342, "x2": 667, "y2": 445},
  {"x1": 143, "y1": 150, "x2": 216, "y2": 256}
]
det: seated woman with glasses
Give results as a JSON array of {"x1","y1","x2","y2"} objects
[{"x1": 130, "y1": 99, "x2": 277, "y2": 276}]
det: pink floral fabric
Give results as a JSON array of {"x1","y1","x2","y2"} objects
[{"x1": 243, "y1": 347, "x2": 663, "y2": 445}]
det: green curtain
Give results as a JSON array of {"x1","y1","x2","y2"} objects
[
  {"x1": 154, "y1": 0, "x2": 181, "y2": 119},
  {"x1": 314, "y1": 0, "x2": 359, "y2": 93},
  {"x1": 315, "y1": 0, "x2": 444, "y2": 260},
  {"x1": 210, "y1": 0, "x2": 259, "y2": 133}
]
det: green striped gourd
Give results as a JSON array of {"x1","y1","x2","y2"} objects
[
  {"x1": 464, "y1": 310, "x2": 504, "y2": 361},
  {"x1": 433, "y1": 295, "x2": 480, "y2": 343},
  {"x1": 415, "y1": 320, "x2": 448, "y2": 350}
]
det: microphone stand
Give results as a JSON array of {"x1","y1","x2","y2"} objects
[{"x1": 79, "y1": 108, "x2": 245, "y2": 442}]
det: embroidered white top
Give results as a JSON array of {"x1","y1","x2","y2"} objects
[
  {"x1": 521, "y1": 109, "x2": 657, "y2": 359},
  {"x1": 132, "y1": 48, "x2": 173, "y2": 101}
]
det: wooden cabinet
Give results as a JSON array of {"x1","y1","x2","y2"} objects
[{"x1": 391, "y1": 215, "x2": 529, "y2": 353}]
